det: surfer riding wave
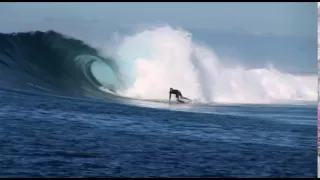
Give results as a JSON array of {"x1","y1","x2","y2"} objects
[{"x1": 169, "y1": 88, "x2": 190, "y2": 103}]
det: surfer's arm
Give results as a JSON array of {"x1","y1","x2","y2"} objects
[{"x1": 169, "y1": 93, "x2": 171, "y2": 101}]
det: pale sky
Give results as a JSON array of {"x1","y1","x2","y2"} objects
[{"x1": 0, "y1": 2, "x2": 317, "y2": 37}]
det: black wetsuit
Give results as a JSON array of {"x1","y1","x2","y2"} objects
[{"x1": 169, "y1": 89, "x2": 182, "y2": 100}]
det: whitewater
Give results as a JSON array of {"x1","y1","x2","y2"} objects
[{"x1": 90, "y1": 26, "x2": 317, "y2": 104}]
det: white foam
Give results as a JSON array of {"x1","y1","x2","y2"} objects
[{"x1": 104, "y1": 25, "x2": 317, "y2": 104}]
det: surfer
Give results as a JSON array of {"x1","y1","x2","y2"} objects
[{"x1": 169, "y1": 88, "x2": 190, "y2": 103}]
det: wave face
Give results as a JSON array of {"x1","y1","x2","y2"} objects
[
  {"x1": 0, "y1": 31, "x2": 122, "y2": 97},
  {"x1": 0, "y1": 26, "x2": 317, "y2": 104}
]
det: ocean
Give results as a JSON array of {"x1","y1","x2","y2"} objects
[{"x1": 0, "y1": 26, "x2": 317, "y2": 178}]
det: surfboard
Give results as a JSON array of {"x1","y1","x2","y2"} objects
[{"x1": 175, "y1": 98, "x2": 192, "y2": 104}]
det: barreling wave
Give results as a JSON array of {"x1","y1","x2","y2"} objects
[
  {"x1": 0, "y1": 30, "x2": 122, "y2": 98},
  {"x1": 0, "y1": 26, "x2": 317, "y2": 105}
]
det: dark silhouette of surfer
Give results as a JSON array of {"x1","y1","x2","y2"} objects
[{"x1": 169, "y1": 88, "x2": 190, "y2": 103}]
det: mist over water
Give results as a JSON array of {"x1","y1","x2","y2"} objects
[{"x1": 95, "y1": 26, "x2": 316, "y2": 104}]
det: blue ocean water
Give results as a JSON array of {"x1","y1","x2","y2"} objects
[
  {"x1": 0, "y1": 29, "x2": 317, "y2": 178},
  {"x1": 0, "y1": 86, "x2": 316, "y2": 178}
]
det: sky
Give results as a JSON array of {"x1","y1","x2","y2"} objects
[
  {"x1": 0, "y1": 2, "x2": 317, "y2": 73},
  {"x1": 0, "y1": 2, "x2": 317, "y2": 37}
]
